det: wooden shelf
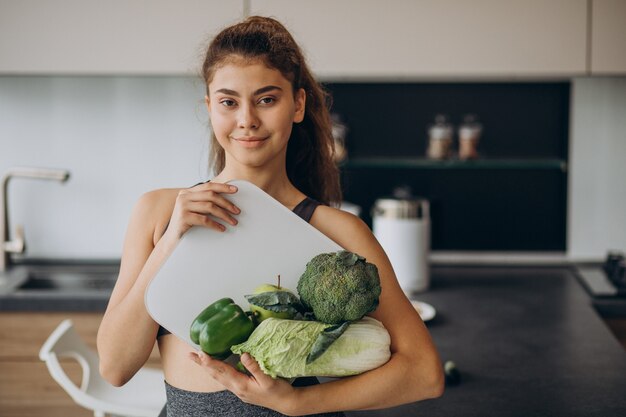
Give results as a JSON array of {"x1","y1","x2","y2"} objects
[{"x1": 342, "y1": 157, "x2": 567, "y2": 171}]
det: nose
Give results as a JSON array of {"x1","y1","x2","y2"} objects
[{"x1": 237, "y1": 103, "x2": 260, "y2": 130}]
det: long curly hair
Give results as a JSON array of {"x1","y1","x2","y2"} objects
[{"x1": 201, "y1": 16, "x2": 341, "y2": 206}]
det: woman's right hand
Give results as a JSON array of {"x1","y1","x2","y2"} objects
[{"x1": 166, "y1": 182, "x2": 240, "y2": 239}]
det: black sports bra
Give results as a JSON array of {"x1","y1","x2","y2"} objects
[{"x1": 156, "y1": 194, "x2": 321, "y2": 338}]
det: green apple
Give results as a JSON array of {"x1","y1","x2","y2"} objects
[
  {"x1": 254, "y1": 283, "x2": 283, "y2": 294},
  {"x1": 249, "y1": 283, "x2": 297, "y2": 322}
]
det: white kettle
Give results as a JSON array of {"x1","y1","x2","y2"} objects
[{"x1": 372, "y1": 197, "x2": 430, "y2": 294}]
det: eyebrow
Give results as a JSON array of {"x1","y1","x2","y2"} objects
[{"x1": 214, "y1": 85, "x2": 283, "y2": 96}]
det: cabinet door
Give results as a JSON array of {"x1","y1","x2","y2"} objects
[
  {"x1": 591, "y1": 0, "x2": 626, "y2": 74},
  {"x1": 250, "y1": 0, "x2": 587, "y2": 79},
  {"x1": 0, "y1": 0, "x2": 243, "y2": 74}
]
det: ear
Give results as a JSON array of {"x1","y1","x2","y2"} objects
[
  {"x1": 204, "y1": 95, "x2": 211, "y2": 116},
  {"x1": 293, "y1": 88, "x2": 306, "y2": 123}
]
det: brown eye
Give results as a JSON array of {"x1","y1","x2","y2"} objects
[
  {"x1": 258, "y1": 97, "x2": 276, "y2": 105},
  {"x1": 220, "y1": 99, "x2": 237, "y2": 107}
]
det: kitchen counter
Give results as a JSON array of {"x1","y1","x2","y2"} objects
[
  {"x1": 1, "y1": 264, "x2": 625, "y2": 416},
  {"x1": 348, "y1": 266, "x2": 626, "y2": 417}
]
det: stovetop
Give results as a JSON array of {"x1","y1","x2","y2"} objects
[
  {"x1": 575, "y1": 251, "x2": 626, "y2": 298},
  {"x1": 575, "y1": 266, "x2": 625, "y2": 297}
]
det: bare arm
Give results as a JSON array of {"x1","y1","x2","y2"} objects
[
  {"x1": 97, "y1": 191, "x2": 177, "y2": 386},
  {"x1": 97, "y1": 183, "x2": 240, "y2": 386},
  {"x1": 288, "y1": 210, "x2": 444, "y2": 413}
]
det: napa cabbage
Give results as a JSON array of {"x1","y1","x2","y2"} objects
[{"x1": 231, "y1": 316, "x2": 391, "y2": 378}]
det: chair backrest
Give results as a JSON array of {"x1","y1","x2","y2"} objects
[
  {"x1": 40, "y1": 319, "x2": 165, "y2": 417},
  {"x1": 39, "y1": 319, "x2": 101, "y2": 395}
]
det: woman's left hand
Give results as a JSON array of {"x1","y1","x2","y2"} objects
[{"x1": 189, "y1": 350, "x2": 299, "y2": 415}]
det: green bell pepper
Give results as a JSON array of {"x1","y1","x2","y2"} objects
[{"x1": 189, "y1": 297, "x2": 255, "y2": 359}]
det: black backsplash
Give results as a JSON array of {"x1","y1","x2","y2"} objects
[{"x1": 325, "y1": 82, "x2": 570, "y2": 251}]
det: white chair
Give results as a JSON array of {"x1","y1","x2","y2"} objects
[{"x1": 39, "y1": 319, "x2": 166, "y2": 417}]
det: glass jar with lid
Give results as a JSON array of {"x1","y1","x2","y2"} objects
[
  {"x1": 331, "y1": 113, "x2": 348, "y2": 163},
  {"x1": 426, "y1": 114, "x2": 453, "y2": 160},
  {"x1": 458, "y1": 114, "x2": 482, "y2": 160}
]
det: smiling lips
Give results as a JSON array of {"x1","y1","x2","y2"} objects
[{"x1": 232, "y1": 136, "x2": 269, "y2": 148}]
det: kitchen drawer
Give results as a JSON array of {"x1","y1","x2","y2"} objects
[{"x1": 0, "y1": 312, "x2": 160, "y2": 362}]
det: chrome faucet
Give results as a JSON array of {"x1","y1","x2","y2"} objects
[{"x1": 1, "y1": 167, "x2": 70, "y2": 272}]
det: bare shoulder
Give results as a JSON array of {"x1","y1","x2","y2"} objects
[
  {"x1": 137, "y1": 187, "x2": 181, "y2": 207},
  {"x1": 131, "y1": 188, "x2": 182, "y2": 244},
  {"x1": 134, "y1": 188, "x2": 181, "y2": 217},
  {"x1": 310, "y1": 205, "x2": 380, "y2": 259}
]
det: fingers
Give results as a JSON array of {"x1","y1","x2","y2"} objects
[
  {"x1": 187, "y1": 201, "x2": 239, "y2": 226},
  {"x1": 187, "y1": 193, "x2": 240, "y2": 214},
  {"x1": 189, "y1": 181, "x2": 238, "y2": 196},
  {"x1": 239, "y1": 353, "x2": 277, "y2": 388},
  {"x1": 189, "y1": 350, "x2": 293, "y2": 412},
  {"x1": 189, "y1": 350, "x2": 246, "y2": 390},
  {"x1": 189, "y1": 351, "x2": 265, "y2": 385},
  {"x1": 186, "y1": 182, "x2": 239, "y2": 209},
  {"x1": 240, "y1": 353, "x2": 270, "y2": 386},
  {"x1": 187, "y1": 212, "x2": 228, "y2": 232},
  {"x1": 172, "y1": 182, "x2": 241, "y2": 235}
]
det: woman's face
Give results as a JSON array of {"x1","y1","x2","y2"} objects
[{"x1": 206, "y1": 60, "x2": 305, "y2": 170}]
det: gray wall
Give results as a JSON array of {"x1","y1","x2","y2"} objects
[{"x1": 0, "y1": 76, "x2": 211, "y2": 258}]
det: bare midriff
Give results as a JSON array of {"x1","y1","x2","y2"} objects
[{"x1": 158, "y1": 335, "x2": 224, "y2": 392}]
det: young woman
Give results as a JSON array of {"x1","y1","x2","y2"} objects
[{"x1": 97, "y1": 16, "x2": 443, "y2": 417}]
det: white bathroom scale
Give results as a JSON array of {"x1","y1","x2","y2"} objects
[{"x1": 145, "y1": 180, "x2": 343, "y2": 347}]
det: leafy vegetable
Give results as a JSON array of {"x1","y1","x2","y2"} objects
[
  {"x1": 306, "y1": 321, "x2": 350, "y2": 364},
  {"x1": 231, "y1": 316, "x2": 391, "y2": 378},
  {"x1": 245, "y1": 291, "x2": 303, "y2": 315},
  {"x1": 297, "y1": 250, "x2": 382, "y2": 324}
]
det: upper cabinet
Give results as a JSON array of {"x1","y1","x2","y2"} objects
[
  {"x1": 250, "y1": 0, "x2": 588, "y2": 79},
  {"x1": 0, "y1": 0, "x2": 243, "y2": 75},
  {"x1": 3, "y1": 0, "x2": 624, "y2": 77},
  {"x1": 591, "y1": 0, "x2": 626, "y2": 75}
]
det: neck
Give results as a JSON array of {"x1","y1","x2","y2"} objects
[{"x1": 213, "y1": 159, "x2": 302, "y2": 207}]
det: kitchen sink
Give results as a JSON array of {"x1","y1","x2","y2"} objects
[
  {"x1": 17, "y1": 267, "x2": 117, "y2": 291},
  {"x1": 0, "y1": 260, "x2": 120, "y2": 311},
  {"x1": 18, "y1": 274, "x2": 114, "y2": 290},
  {"x1": 0, "y1": 260, "x2": 119, "y2": 294}
]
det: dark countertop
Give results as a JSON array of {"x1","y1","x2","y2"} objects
[
  {"x1": 348, "y1": 266, "x2": 626, "y2": 417},
  {"x1": 0, "y1": 292, "x2": 110, "y2": 311}
]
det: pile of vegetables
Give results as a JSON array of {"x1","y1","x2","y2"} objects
[{"x1": 189, "y1": 250, "x2": 391, "y2": 378}]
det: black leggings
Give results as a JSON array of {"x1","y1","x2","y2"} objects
[{"x1": 162, "y1": 379, "x2": 346, "y2": 417}]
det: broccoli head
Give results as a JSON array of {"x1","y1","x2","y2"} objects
[{"x1": 297, "y1": 250, "x2": 381, "y2": 324}]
